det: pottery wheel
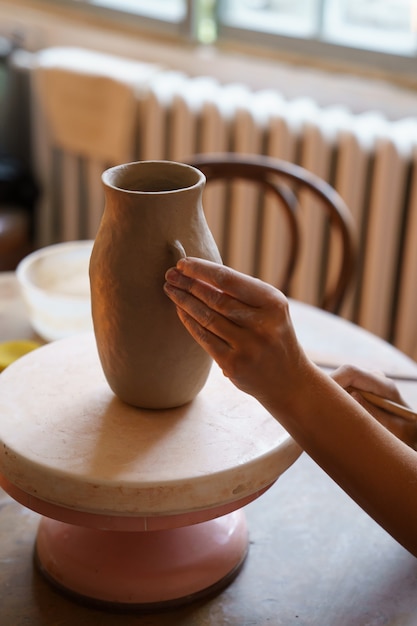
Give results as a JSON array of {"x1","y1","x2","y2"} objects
[{"x1": 0, "y1": 333, "x2": 301, "y2": 608}]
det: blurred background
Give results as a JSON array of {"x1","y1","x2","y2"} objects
[{"x1": 1, "y1": 0, "x2": 417, "y2": 357}]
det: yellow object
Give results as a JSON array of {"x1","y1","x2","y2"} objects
[{"x1": 0, "y1": 340, "x2": 42, "y2": 372}]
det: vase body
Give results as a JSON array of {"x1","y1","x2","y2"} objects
[{"x1": 89, "y1": 160, "x2": 222, "y2": 409}]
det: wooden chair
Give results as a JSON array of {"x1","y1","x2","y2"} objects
[{"x1": 188, "y1": 153, "x2": 356, "y2": 314}]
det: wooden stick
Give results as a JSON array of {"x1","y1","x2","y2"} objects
[
  {"x1": 314, "y1": 360, "x2": 417, "y2": 383},
  {"x1": 350, "y1": 389, "x2": 417, "y2": 424}
]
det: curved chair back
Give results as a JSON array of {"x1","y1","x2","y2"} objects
[{"x1": 189, "y1": 153, "x2": 356, "y2": 314}]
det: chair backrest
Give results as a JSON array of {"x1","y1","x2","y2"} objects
[{"x1": 188, "y1": 153, "x2": 356, "y2": 314}]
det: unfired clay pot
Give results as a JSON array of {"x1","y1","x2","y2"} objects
[{"x1": 89, "y1": 160, "x2": 222, "y2": 409}]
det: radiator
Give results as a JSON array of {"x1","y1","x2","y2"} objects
[{"x1": 28, "y1": 49, "x2": 417, "y2": 360}]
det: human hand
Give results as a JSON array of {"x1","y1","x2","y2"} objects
[
  {"x1": 163, "y1": 257, "x2": 310, "y2": 407},
  {"x1": 331, "y1": 365, "x2": 417, "y2": 448}
]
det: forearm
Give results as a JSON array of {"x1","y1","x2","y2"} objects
[
  {"x1": 262, "y1": 361, "x2": 417, "y2": 556},
  {"x1": 163, "y1": 258, "x2": 417, "y2": 556}
]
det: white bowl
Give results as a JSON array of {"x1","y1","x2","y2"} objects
[{"x1": 16, "y1": 240, "x2": 94, "y2": 342}]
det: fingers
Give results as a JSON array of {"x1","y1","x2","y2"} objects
[
  {"x1": 174, "y1": 305, "x2": 232, "y2": 363},
  {"x1": 163, "y1": 274, "x2": 236, "y2": 346},
  {"x1": 163, "y1": 264, "x2": 259, "y2": 375},
  {"x1": 163, "y1": 264, "x2": 255, "y2": 360},
  {"x1": 164, "y1": 266, "x2": 260, "y2": 329},
  {"x1": 331, "y1": 364, "x2": 407, "y2": 405},
  {"x1": 174, "y1": 257, "x2": 278, "y2": 307},
  {"x1": 359, "y1": 397, "x2": 417, "y2": 448},
  {"x1": 331, "y1": 366, "x2": 416, "y2": 446},
  {"x1": 163, "y1": 257, "x2": 299, "y2": 396}
]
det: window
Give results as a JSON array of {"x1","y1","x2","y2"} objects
[
  {"x1": 217, "y1": 0, "x2": 417, "y2": 73},
  {"x1": 55, "y1": 0, "x2": 417, "y2": 78},
  {"x1": 322, "y1": 0, "x2": 416, "y2": 55},
  {"x1": 220, "y1": 0, "x2": 322, "y2": 38},
  {"x1": 88, "y1": 0, "x2": 186, "y2": 23}
]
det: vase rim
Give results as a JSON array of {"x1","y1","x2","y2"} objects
[{"x1": 102, "y1": 160, "x2": 205, "y2": 195}]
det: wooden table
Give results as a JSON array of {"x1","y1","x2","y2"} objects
[{"x1": 2, "y1": 271, "x2": 417, "y2": 626}]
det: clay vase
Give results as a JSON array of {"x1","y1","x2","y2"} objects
[{"x1": 89, "y1": 160, "x2": 222, "y2": 409}]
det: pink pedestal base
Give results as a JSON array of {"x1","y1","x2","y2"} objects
[{"x1": 35, "y1": 510, "x2": 249, "y2": 609}]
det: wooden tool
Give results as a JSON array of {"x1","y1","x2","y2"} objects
[{"x1": 352, "y1": 389, "x2": 417, "y2": 423}]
